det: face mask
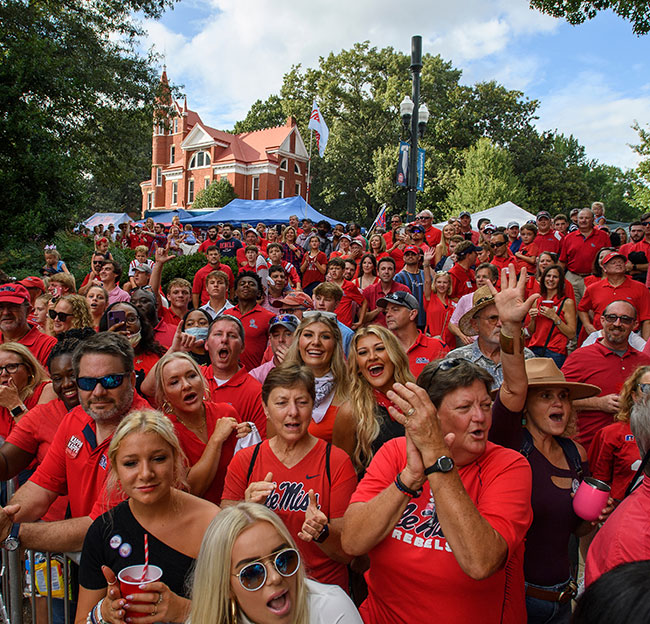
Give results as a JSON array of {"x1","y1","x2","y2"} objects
[
  {"x1": 128, "y1": 331, "x2": 142, "y2": 348},
  {"x1": 184, "y1": 327, "x2": 208, "y2": 341}
]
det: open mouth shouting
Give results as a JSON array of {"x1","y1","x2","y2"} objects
[{"x1": 266, "y1": 590, "x2": 291, "y2": 616}]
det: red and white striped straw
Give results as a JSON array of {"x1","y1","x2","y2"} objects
[{"x1": 141, "y1": 533, "x2": 149, "y2": 581}]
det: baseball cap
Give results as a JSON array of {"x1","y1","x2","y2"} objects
[
  {"x1": 271, "y1": 291, "x2": 313, "y2": 310},
  {"x1": 483, "y1": 224, "x2": 496, "y2": 233},
  {"x1": 409, "y1": 225, "x2": 424, "y2": 233},
  {"x1": 377, "y1": 291, "x2": 419, "y2": 311},
  {"x1": 134, "y1": 263, "x2": 152, "y2": 274},
  {"x1": 537, "y1": 211, "x2": 551, "y2": 220},
  {"x1": 459, "y1": 211, "x2": 471, "y2": 218},
  {"x1": 0, "y1": 283, "x2": 30, "y2": 305},
  {"x1": 351, "y1": 236, "x2": 366, "y2": 247},
  {"x1": 602, "y1": 251, "x2": 626, "y2": 265},
  {"x1": 19, "y1": 276, "x2": 45, "y2": 292},
  {"x1": 456, "y1": 241, "x2": 482, "y2": 257},
  {"x1": 507, "y1": 221, "x2": 519, "y2": 229},
  {"x1": 403, "y1": 245, "x2": 420, "y2": 254},
  {"x1": 339, "y1": 234, "x2": 351, "y2": 241},
  {"x1": 245, "y1": 228, "x2": 259, "y2": 237},
  {"x1": 269, "y1": 314, "x2": 300, "y2": 332}
]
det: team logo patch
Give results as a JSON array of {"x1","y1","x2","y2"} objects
[
  {"x1": 66, "y1": 435, "x2": 83, "y2": 459},
  {"x1": 109, "y1": 535, "x2": 122, "y2": 549},
  {"x1": 625, "y1": 434, "x2": 635, "y2": 442},
  {"x1": 119, "y1": 543, "x2": 132, "y2": 558},
  {"x1": 415, "y1": 357, "x2": 430, "y2": 364},
  {"x1": 99, "y1": 454, "x2": 108, "y2": 470},
  {"x1": 249, "y1": 319, "x2": 258, "y2": 329}
]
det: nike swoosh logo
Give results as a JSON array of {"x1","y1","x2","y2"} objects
[{"x1": 305, "y1": 474, "x2": 320, "y2": 480}]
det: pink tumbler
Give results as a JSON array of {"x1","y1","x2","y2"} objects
[{"x1": 572, "y1": 477, "x2": 610, "y2": 522}]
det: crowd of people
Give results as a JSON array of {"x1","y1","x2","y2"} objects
[{"x1": 1, "y1": 200, "x2": 650, "y2": 623}]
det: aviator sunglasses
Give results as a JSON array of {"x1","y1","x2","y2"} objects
[
  {"x1": 232, "y1": 548, "x2": 301, "y2": 591},
  {"x1": 76, "y1": 374, "x2": 127, "y2": 391}
]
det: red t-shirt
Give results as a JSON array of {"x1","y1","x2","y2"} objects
[
  {"x1": 159, "y1": 306, "x2": 183, "y2": 327},
  {"x1": 153, "y1": 319, "x2": 176, "y2": 349},
  {"x1": 535, "y1": 230, "x2": 562, "y2": 255},
  {"x1": 588, "y1": 421, "x2": 640, "y2": 502},
  {"x1": 562, "y1": 340, "x2": 650, "y2": 451},
  {"x1": 223, "y1": 305, "x2": 275, "y2": 371},
  {"x1": 133, "y1": 350, "x2": 161, "y2": 376},
  {"x1": 334, "y1": 280, "x2": 364, "y2": 328},
  {"x1": 170, "y1": 402, "x2": 240, "y2": 504},
  {"x1": 423, "y1": 226, "x2": 442, "y2": 248},
  {"x1": 489, "y1": 254, "x2": 516, "y2": 286},
  {"x1": 29, "y1": 394, "x2": 151, "y2": 519},
  {"x1": 0, "y1": 324, "x2": 57, "y2": 369},
  {"x1": 449, "y1": 264, "x2": 475, "y2": 299},
  {"x1": 302, "y1": 252, "x2": 328, "y2": 288},
  {"x1": 197, "y1": 238, "x2": 220, "y2": 254},
  {"x1": 199, "y1": 366, "x2": 266, "y2": 437},
  {"x1": 516, "y1": 242, "x2": 539, "y2": 274},
  {"x1": 425, "y1": 295, "x2": 456, "y2": 348},
  {"x1": 192, "y1": 262, "x2": 235, "y2": 305},
  {"x1": 6, "y1": 398, "x2": 70, "y2": 521},
  {"x1": 350, "y1": 437, "x2": 532, "y2": 624},
  {"x1": 578, "y1": 276, "x2": 650, "y2": 330},
  {"x1": 559, "y1": 229, "x2": 611, "y2": 275},
  {"x1": 527, "y1": 294, "x2": 572, "y2": 355},
  {"x1": 407, "y1": 332, "x2": 448, "y2": 378},
  {"x1": 362, "y1": 281, "x2": 411, "y2": 327},
  {"x1": 389, "y1": 246, "x2": 405, "y2": 273},
  {"x1": 223, "y1": 438, "x2": 358, "y2": 589}
]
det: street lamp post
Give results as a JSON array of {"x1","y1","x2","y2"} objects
[{"x1": 400, "y1": 35, "x2": 430, "y2": 222}]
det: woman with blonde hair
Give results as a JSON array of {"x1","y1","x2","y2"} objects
[
  {"x1": 46, "y1": 293, "x2": 93, "y2": 336},
  {"x1": 282, "y1": 312, "x2": 348, "y2": 442},
  {"x1": 282, "y1": 226, "x2": 304, "y2": 270},
  {"x1": 333, "y1": 325, "x2": 414, "y2": 473},
  {"x1": 433, "y1": 222, "x2": 455, "y2": 266},
  {"x1": 423, "y1": 266, "x2": 456, "y2": 348},
  {"x1": 190, "y1": 502, "x2": 361, "y2": 624},
  {"x1": 85, "y1": 285, "x2": 109, "y2": 330},
  {"x1": 151, "y1": 351, "x2": 252, "y2": 504},
  {"x1": 368, "y1": 233, "x2": 387, "y2": 260},
  {"x1": 0, "y1": 343, "x2": 55, "y2": 440},
  {"x1": 76, "y1": 410, "x2": 219, "y2": 624},
  {"x1": 588, "y1": 364, "x2": 650, "y2": 502}
]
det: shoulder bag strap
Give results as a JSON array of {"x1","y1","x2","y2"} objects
[
  {"x1": 542, "y1": 297, "x2": 567, "y2": 351},
  {"x1": 246, "y1": 442, "x2": 263, "y2": 483}
]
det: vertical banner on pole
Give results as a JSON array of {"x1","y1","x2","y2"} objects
[
  {"x1": 396, "y1": 141, "x2": 409, "y2": 187},
  {"x1": 417, "y1": 148, "x2": 425, "y2": 191}
]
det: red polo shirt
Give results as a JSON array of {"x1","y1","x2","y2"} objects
[
  {"x1": 578, "y1": 276, "x2": 650, "y2": 330},
  {"x1": 423, "y1": 226, "x2": 442, "y2": 247},
  {"x1": 334, "y1": 280, "x2": 365, "y2": 328},
  {"x1": 199, "y1": 366, "x2": 266, "y2": 437},
  {"x1": 362, "y1": 281, "x2": 411, "y2": 327},
  {"x1": 192, "y1": 262, "x2": 235, "y2": 305},
  {"x1": 449, "y1": 263, "x2": 476, "y2": 299},
  {"x1": 197, "y1": 238, "x2": 220, "y2": 254},
  {"x1": 562, "y1": 340, "x2": 650, "y2": 451},
  {"x1": 559, "y1": 228, "x2": 611, "y2": 275},
  {"x1": 223, "y1": 305, "x2": 275, "y2": 371},
  {"x1": 535, "y1": 230, "x2": 562, "y2": 255},
  {"x1": 407, "y1": 332, "x2": 449, "y2": 378},
  {"x1": 153, "y1": 318, "x2": 176, "y2": 349},
  {"x1": 0, "y1": 324, "x2": 57, "y2": 369},
  {"x1": 29, "y1": 394, "x2": 151, "y2": 519},
  {"x1": 159, "y1": 306, "x2": 183, "y2": 327}
]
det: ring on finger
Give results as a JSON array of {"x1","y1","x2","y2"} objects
[
  {"x1": 406, "y1": 407, "x2": 416, "y2": 417},
  {"x1": 157, "y1": 593, "x2": 163, "y2": 605},
  {"x1": 151, "y1": 606, "x2": 157, "y2": 616}
]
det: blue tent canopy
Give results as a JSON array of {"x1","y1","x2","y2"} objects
[
  {"x1": 142, "y1": 209, "x2": 195, "y2": 224},
  {"x1": 180, "y1": 196, "x2": 344, "y2": 227}
]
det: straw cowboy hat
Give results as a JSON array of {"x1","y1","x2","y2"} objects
[
  {"x1": 458, "y1": 286, "x2": 495, "y2": 336},
  {"x1": 525, "y1": 358, "x2": 600, "y2": 400}
]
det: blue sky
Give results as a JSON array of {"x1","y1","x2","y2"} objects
[{"x1": 140, "y1": 0, "x2": 650, "y2": 170}]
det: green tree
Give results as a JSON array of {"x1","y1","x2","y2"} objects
[
  {"x1": 233, "y1": 95, "x2": 286, "y2": 133},
  {"x1": 192, "y1": 180, "x2": 238, "y2": 209},
  {"x1": 584, "y1": 163, "x2": 639, "y2": 221},
  {"x1": 446, "y1": 138, "x2": 526, "y2": 213},
  {"x1": 627, "y1": 122, "x2": 650, "y2": 212},
  {"x1": 530, "y1": 0, "x2": 650, "y2": 35},
  {"x1": 0, "y1": 0, "x2": 177, "y2": 250}
]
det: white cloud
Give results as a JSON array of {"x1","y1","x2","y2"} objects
[
  {"x1": 140, "y1": 0, "x2": 559, "y2": 127},
  {"x1": 535, "y1": 72, "x2": 650, "y2": 169}
]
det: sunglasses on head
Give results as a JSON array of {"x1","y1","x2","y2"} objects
[
  {"x1": 49, "y1": 310, "x2": 72, "y2": 322},
  {"x1": 303, "y1": 310, "x2": 337, "y2": 321},
  {"x1": 233, "y1": 548, "x2": 301, "y2": 591},
  {"x1": 77, "y1": 374, "x2": 127, "y2": 391}
]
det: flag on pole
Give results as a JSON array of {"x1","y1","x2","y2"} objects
[
  {"x1": 368, "y1": 204, "x2": 387, "y2": 234},
  {"x1": 308, "y1": 100, "x2": 329, "y2": 157}
]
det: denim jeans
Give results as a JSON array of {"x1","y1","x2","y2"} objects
[
  {"x1": 525, "y1": 580, "x2": 572, "y2": 624},
  {"x1": 530, "y1": 346, "x2": 566, "y2": 368}
]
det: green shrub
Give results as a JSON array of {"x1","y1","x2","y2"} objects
[{"x1": 159, "y1": 253, "x2": 239, "y2": 292}]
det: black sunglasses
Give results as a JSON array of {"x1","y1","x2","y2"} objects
[
  {"x1": 49, "y1": 310, "x2": 73, "y2": 322},
  {"x1": 232, "y1": 548, "x2": 301, "y2": 591},
  {"x1": 602, "y1": 314, "x2": 635, "y2": 325},
  {"x1": 77, "y1": 374, "x2": 127, "y2": 391},
  {"x1": 638, "y1": 383, "x2": 650, "y2": 394},
  {"x1": 490, "y1": 241, "x2": 506, "y2": 249}
]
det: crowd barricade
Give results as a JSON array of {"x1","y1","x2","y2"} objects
[{"x1": 0, "y1": 479, "x2": 79, "y2": 624}]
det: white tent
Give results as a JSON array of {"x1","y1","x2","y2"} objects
[
  {"x1": 82, "y1": 212, "x2": 131, "y2": 229},
  {"x1": 434, "y1": 201, "x2": 536, "y2": 230}
]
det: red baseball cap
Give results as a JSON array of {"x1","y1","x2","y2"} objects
[
  {"x1": 18, "y1": 276, "x2": 45, "y2": 292},
  {"x1": 272, "y1": 291, "x2": 313, "y2": 310},
  {"x1": 0, "y1": 283, "x2": 31, "y2": 305},
  {"x1": 403, "y1": 245, "x2": 420, "y2": 254},
  {"x1": 602, "y1": 251, "x2": 626, "y2": 265}
]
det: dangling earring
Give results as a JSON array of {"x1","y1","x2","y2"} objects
[
  {"x1": 229, "y1": 599, "x2": 238, "y2": 622},
  {"x1": 162, "y1": 400, "x2": 173, "y2": 414}
]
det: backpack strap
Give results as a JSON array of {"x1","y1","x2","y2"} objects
[
  {"x1": 555, "y1": 436, "x2": 584, "y2": 480},
  {"x1": 246, "y1": 442, "x2": 263, "y2": 483}
]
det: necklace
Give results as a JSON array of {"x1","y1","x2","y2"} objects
[{"x1": 174, "y1": 412, "x2": 206, "y2": 433}]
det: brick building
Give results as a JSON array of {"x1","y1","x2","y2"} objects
[{"x1": 141, "y1": 70, "x2": 309, "y2": 214}]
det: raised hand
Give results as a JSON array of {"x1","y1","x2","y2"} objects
[
  {"x1": 298, "y1": 490, "x2": 328, "y2": 543},
  {"x1": 155, "y1": 244, "x2": 175, "y2": 265},
  {"x1": 490, "y1": 264, "x2": 539, "y2": 327},
  {"x1": 245, "y1": 471, "x2": 275, "y2": 504}
]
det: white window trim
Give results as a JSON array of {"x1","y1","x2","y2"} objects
[
  {"x1": 171, "y1": 181, "x2": 178, "y2": 206},
  {"x1": 252, "y1": 176, "x2": 260, "y2": 200},
  {"x1": 189, "y1": 150, "x2": 212, "y2": 170},
  {"x1": 170, "y1": 145, "x2": 175, "y2": 164},
  {"x1": 156, "y1": 167, "x2": 162, "y2": 187},
  {"x1": 294, "y1": 162, "x2": 301, "y2": 175},
  {"x1": 279, "y1": 177, "x2": 285, "y2": 199},
  {"x1": 295, "y1": 182, "x2": 301, "y2": 197},
  {"x1": 188, "y1": 179, "x2": 195, "y2": 204},
  {"x1": 204, "y1": 176, "x2": 211, "y2": 189},
  {"x1": 280, "y1": 158, "x2": 288, "y2": 171}
]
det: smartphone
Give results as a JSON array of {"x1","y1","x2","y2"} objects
[
  {"x1": 541, "y1": 300, "x2": 555, "y2": 306},
  {"x1": 107, "y1": 310, "x2": 126, "y2": 328}
]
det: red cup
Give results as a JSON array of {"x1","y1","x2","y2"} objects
[
  {"x1": 118, "y1": 565, "x2": 163, "y2": 620},
  {"x1": 572, "y1": 477, "x2": 610, "y2": 522}
]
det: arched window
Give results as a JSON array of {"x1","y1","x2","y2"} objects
[
  {"x1": 294, "y1": 162, "x2": 301, "y2": 175},
  {"x1": 280, "y1": 158, "x2": 288, "y2": 171},
  {"x1": 189, "y1": 151, "x2": 211, "y2": 169}
]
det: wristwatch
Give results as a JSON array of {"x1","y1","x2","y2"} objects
[
  {"x1": 9, "y1": 404, "x2": 27, "y2": 419},
  {"x1": 314, "y1": 523, "x2": 329, "y2": 543},
  {"x1": 2, "y1": 523, "x2": 20, "y2": 551},
  {"x1": 424, "y1": 456, "x2": 455, "y2": 475}
]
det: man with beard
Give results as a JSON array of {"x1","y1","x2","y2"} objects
[
  {"x1": 216, "y1": 223, "x2": 243, "y2": 258},
  {"x1": 563, "y1": 300, "x2": 650, "y2": 451},
  {"x1": 130, "y1": 287, "x2": 176, "y2": 349},
  {"x1": 198, "y1": 225, "x2": 219, "y2": 254},
  {"x1": 0, "y1": 333, "x2": 149, "y2": 551}
]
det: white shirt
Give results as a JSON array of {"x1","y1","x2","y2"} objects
[
  {"x1": 583, "y1": 329, "x2": 646, "y2": 350},
  {"x1": 239, "y1": 579, "x2": 362, "y2": 623}
]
